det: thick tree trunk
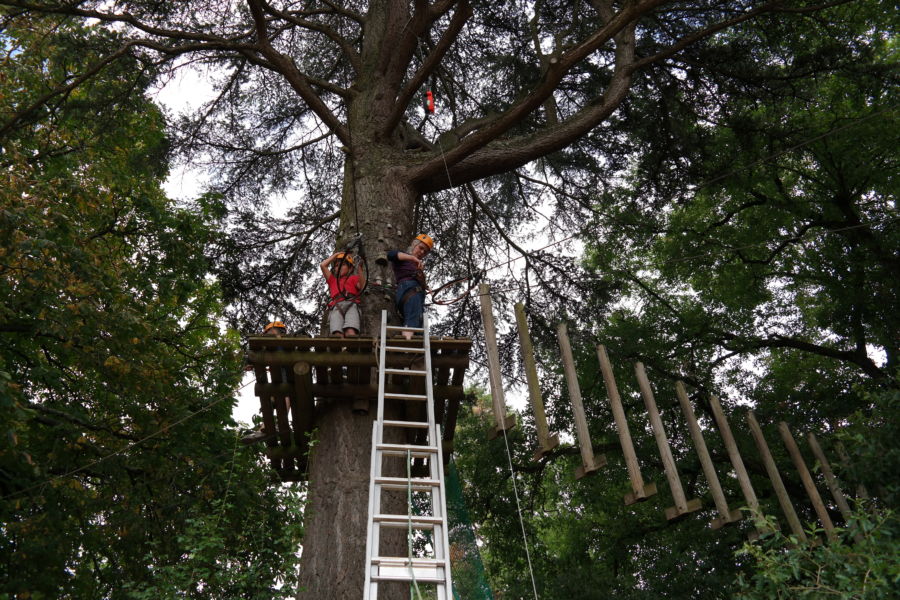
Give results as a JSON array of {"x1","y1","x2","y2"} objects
[{"x1": 296, "y1": 160, "x2": 419, "y2": 600}]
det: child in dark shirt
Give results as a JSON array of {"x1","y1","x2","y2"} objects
[{"x1": 387, "y1": 234, "x2": 433, "y2": 339}]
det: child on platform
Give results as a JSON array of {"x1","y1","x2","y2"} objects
[
  {"x1": 387, "y1": 234, "x2": 433, "y2": 340},
  {"x1": 320, "y1": 251, "x2": 365, "y2": 337}
]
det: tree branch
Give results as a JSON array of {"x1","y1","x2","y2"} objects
[
  {"x1": 261, "y1": 0, "x2": 362, "y2": 74},
  {"x1": 410, "y1": 0, "x2": 654, "y2": 187},
  {"x1": 246, "y1": 0, "x2": 349, "y2": 144},
  {"x1": 0, "y1": 42, "x2": 133, "y2": 140},
  {"x1": 381, "y1": 0, "x2": 471, "y2": 137}
]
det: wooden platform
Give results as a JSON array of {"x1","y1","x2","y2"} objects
[{"x1": 247, "y1": 336, "x2": 472, "y2": 482}]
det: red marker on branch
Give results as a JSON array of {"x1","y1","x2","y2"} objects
[{"x1": 426, "y1": 90, "x2": 435, "y2": 114}]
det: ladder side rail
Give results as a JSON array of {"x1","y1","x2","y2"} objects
[
  {"x1": 366, "y1": 310, "x2": 390, "y2": 599},
  {"x1": 424, "y1": 314, "x2": 452, "y2": 599},
  {"x1": 376, "y1": 310, "x2": 389, "y2": 423},
  {"x1": 434, "y1": 424, "x2": 453, "y2": 600},
  {"x1": 423, "y1": 314, "x2": 437, "y2": 437},
  {"x1": 363, "y1": 420, "x2": 380, "y2": 600},
  {"x1": 422, "y1": 314, "x2": 442, "y2": 537}
]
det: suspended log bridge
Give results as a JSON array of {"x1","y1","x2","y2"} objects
[{"x1": 247, "y1": 335, "x2": 472, "y2": 482}]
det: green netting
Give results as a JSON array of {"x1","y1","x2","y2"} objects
[{"x1": 446, "y1": 461, "x2": 494, "y2": 600}]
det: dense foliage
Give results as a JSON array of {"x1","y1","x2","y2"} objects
[
  {"x1": 0, "y1": 16, "x2": 303, "y2": 598},
  {"x1": 450, "y1": 3, "x2": 898, "y2": 598}
]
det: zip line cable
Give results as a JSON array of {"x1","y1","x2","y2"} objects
[{"x1": 428, "y1": 61, "x2": 542, "y2": 595}]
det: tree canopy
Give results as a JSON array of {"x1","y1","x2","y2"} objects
[
  {"x1": 1, "y1": 0, "x2": 897, "y2": 598},
  {"x1": 1, "y1": 15, "x2": 303, "y2": 599}
]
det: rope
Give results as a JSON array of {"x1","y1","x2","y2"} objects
[
  {"x1": 500, "y1": 423, "x2": 540, "y2": 600},
  {"x1": 407, "y1": 448, "x2": 424, "y2": 600}
]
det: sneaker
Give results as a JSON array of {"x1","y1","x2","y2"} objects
[{"x1": 241, "y1": 429, "x2": 275, "y2": 445}]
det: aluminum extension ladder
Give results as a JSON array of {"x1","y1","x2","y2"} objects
[{"x1": 363, "y1": 310, "x2": 453, "y2": 599}]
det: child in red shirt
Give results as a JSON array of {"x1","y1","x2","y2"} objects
[{"x1": 320, "y1": 251, "x2": 365, "y2": 337}]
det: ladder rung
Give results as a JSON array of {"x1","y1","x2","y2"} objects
[
  {"x1": 384, "y1": 368, "x2": 428, "y2": 376},
  {"x1": 383, "y1": 345, "x2": 426, "y2": 353},
  {"x1": 385, "y1": 325, "x2": 425, "y2": 332},
  {"x1": 372, "y1": 557, "x2": 448, "y2": 583},
  {"x1": 383, "y1": 392, "x2": 428, "y2": 401},
  {"x1": 376, "y1": 443, "x2": 440, "y2": 457},
  {"x1": 382, "y1": 419, "x2": 429, "y2": 429},
  {"x1": 372, "y1": 570, "x2": 446, "y2": 583},
  {"x1": 373, "y1": 514, "x2": 443, "y2": 528},
  {"x1": 372, "y1": 556, "x2": 448, "y2": 568},
  {"x1": 375, "y1": 476, "x2": 441, "y2": 490}
]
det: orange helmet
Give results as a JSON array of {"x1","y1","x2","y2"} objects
[
  {"x1": 415, "y1": 233, "x2": 434, "y2": 250},
  {"x1": 334, "y1": 252, "x2": 354, "y2": 265},
  {"x1": 263, "y1": 321, "x2": 286, "y2": 333}
]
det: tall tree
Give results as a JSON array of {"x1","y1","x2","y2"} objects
[
  {"x1": 0, "y1": 1, "x2": 871, "y2": 598},
  {"x1": 0, "y1": 15, "x2": 303, "y2": 599}
]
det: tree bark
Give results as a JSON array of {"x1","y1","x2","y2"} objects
[{"x1": 297, "y1": 149, "x2": 418, "y2": 599}]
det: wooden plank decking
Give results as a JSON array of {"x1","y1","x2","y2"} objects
[{"x1": 247, "y1": 336, "x2": 472, "y2": 482}]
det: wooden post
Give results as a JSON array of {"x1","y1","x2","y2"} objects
[
  {"x1": 514, "y1": 303, "x2": 560, "y2": 460},
  {"x1": 708, "y1": 396, "x2": 771, "y2": 537},
  {"x1": 596, "y1": 344, "x2": 656, "y2": 504},
  {"x1": 556, "y1": 323, "x2": 606, "y2": 478},
  {"x1": 292, "y1": 361, "x2": 314, "y2": 472},
  {"x1": 635, "y1": 363, "x2": 701, "y2": 520},
  {"x1": 746, "y1": 411, "x2": 807, "y2": 543},
  {"x1": 675, "y1": 382, "x2": 741, "y2": 528},
  {"x1": 779, "y1": 423, "x2": 837, "y2": 542},
  {"x1": 807, "y1": 433, "x2": 853, "y2": 523},
  {"x1": 478, "y1": 283, "x2": 515, "y2": 438}
]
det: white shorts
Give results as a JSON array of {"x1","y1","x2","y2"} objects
[{"x1": 329, "y1": 302, "x2": 361, "y2": 334}]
